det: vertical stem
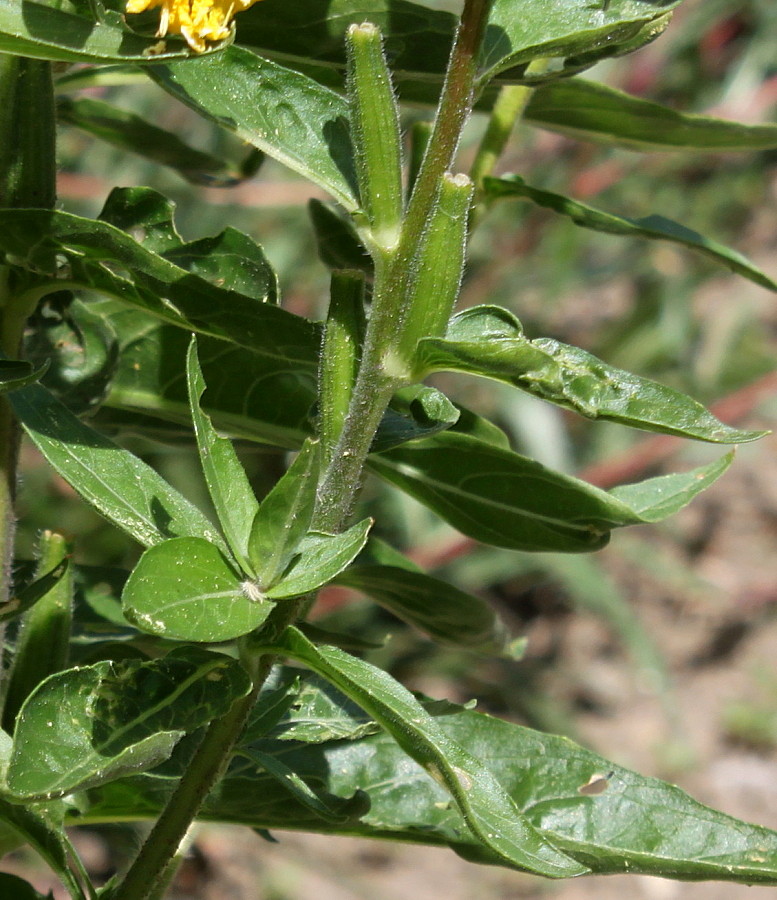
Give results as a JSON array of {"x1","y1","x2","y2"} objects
[
  {"x1": 468, "y1": 59, "x2": 551, "y2": 224},
  {"x1": 0, "y1": 55, "x2": 56, "y2": 706},
  {"x1": 111, "y1": 654, "x2": 275, "y2": 900},
  {"x1": 313, "y1": 0, "x2": 493, "y2": 534}
]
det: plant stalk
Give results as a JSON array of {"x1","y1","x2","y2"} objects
[
  {"x1": 110, "y1": 653, "x2": 275, "y2": 900},
  {"x1": 313, "y1": 0, "x2": 493, "y2": 534}
]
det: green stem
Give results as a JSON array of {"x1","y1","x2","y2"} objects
[
  {"x1": 110, "y1": 654, "x2": 275, "y2": 900},
  {"x1": 469, "y1": 84, "x2": 534, "y2": 188},
  {"x1": 313, "y1": 0, "x2": 493, "y2": 534},
  {"x1": 469, "y1": 59, "x2": 551, "y2": 223}
]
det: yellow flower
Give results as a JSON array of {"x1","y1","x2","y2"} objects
[{"x1": 126, "y1": 0, "x2": 262, "y2": 53}]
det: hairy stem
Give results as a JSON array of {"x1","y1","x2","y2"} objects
[
  {"x1": 110, "y1": 654, "x2": 275, "y2": 900},
  {"x1": 313, "y1": 0, "x2": 492, "y2": 534}
]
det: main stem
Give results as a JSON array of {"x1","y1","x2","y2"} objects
[
  {"x1": 115, "y1": 3, "x2": 492, "y2": 893},
  {"x1": 313, "y1": 0, "x2": 492, "y2": 534},
  {"x1": 110, "y1": 653, "x2": 275, "y2": 900}
]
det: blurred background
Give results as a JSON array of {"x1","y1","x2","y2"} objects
[{"x1": 7, "y1": 0, "x2": 777, "y2": 895}]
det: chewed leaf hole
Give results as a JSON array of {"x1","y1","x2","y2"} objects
[{"x1": 578, "y1": 771, "x2": 614, "y2": 796}]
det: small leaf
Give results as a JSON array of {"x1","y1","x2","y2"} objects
[
  {"x1": 6, "y1": 648, "x2": 251, "y2": 800},
  {"x1": 525, "y1": 77, "x2": 777, "y2": 151},
  {"x1": 485, "y1": 175, "x2": 777, "y2": 292},
  {"x1": 267, "y1": 628, "x2": 587, "y2": 877},
  {"x1": 186, "y1": 338, "x2": 260, "y2": 572},
  {"x1": 0, "y1": 206, "x2": 311, "y2": 359},
  {"x1": 334, "y1": 538, "x2": 512, "y2": 655},
  {"x1": 266, "y1": 520, "x2": 372, "y2": 600},
  {"x1": 236, "y1": 746, "x2": 369, "y2": 823},
  {"x1": 149, "y1": 47, "x2": 359, "y2": 210},
  {"x1": 0, "y1": 359, "x2": 48, "y2": 393},
  {"x1": 415, "y1": 305, "x2": 767, "y2": 444},
  {"x1": 57, "y1": 96, "x2": 243, "y2": 186},
  {"x1": 122, "y1": 537, "x2": 273, "y2": 642},
  {"x1": 0, "y1": 796, "x2": 89, "y2": 900},
  {"x1": 248, "y1": 441, "x2": 320, "y2": 587},
  {"x1": 369, "y1": 431, "x2": 733, "y2": 553},
  {"x1": 308, "y1": 199, "x2": 372, "y2": 274},
  {"x1": 10, "y1": 381, "x2": 228, "y2": 551}
]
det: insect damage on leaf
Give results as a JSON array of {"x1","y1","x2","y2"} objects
[{"x1": 126, "y1": 0, "x2": 264, "y2": 52}]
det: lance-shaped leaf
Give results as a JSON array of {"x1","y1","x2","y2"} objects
[
  {"x1": 5, "y1": 648, "x2": 251, "y2": 800},
  {"x1": 0, "y1": 0, "x2": 199, "y2": 64},
  {"x1": 485, "y1": 176, "x2": 777, "y2": 292},
  {"x1": 248, "y1": 441, "x2": 319, "y2": 587},
  {"x1": 266, "y1": 628, "x2": 587, "y2": 877},
  {"x1": 525, "y1": 77, "x2": 777, "y2": 151},
  {"x1": 414, "y1": 305, "x2": 766, "y2": 444},
  {"x1": 236, "y1": 0, "x2": 680, "y2": 92},
  {"x1": 77, "y1": 669, "x2": 777, "y2": 883},
  {"x1": 265, "y1": 520, "x2": 373, "y2": 600},
  {"x1": 481, "y1": 0, "x2": 682, "y2": 84},
  {"x1": 0, "y1": 206, "x2": 316, "y2": 360},
  {"x1": 187, "y1": 338, "x2": 260, "y2": 573},
  {"x1": 57, "y1": 96, "x2": 243, "y2": 186},
  {"x1": 91, "y1": 299, "x2": 317, "y2": 449},
  {"x1": 333, "y1": 538, "x2": 514, "y2": 655},
  {"x1": 149, "y1": 47, "x2": 359, "y2": 210},
  {"x1": 9, "y1": 380, "x2": 228, "y2": 552},
  {"x1": 368, "y1": 431, "x2": 733, "y2": 553},
  {"x1": 122, "y1": 537, "x2": 274, "y2": 642},
  {"x1": 236, "y1": 746, "x2": 369, "y2": 823}
]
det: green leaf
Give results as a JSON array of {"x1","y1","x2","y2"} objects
[
  {"x1": 186, "y1": 338, "x2": 260, "y2": 572},
  {"x1": 0, "y1": 795, "x2": 90, "y2": 900},
  {"x1": 236, "y1": 746, "x2": 369, "y2": 823},
  {"x1": 308, "y1": 199, "x2": 372, "y2": 274},
  {"x1": 266, "y1": 520, "x2": 372, "y2": 600},
  {"x1": 92, "y1": 301, "x2": 317, "y2": 449},
  {"x1": 0, "y1": 0, "x2": 202, "y2": 63},
  {"x1": 485, "y1": 175, "x2": 777, "y2": 292},
  {"x1": 250, "y1": 671, "x2": 379, "y2": 744},
  {"x1": 267, "y1": 628, "x2": 587, "y2": 877},
  {"x1": 525, "y1": 77, "x2": 777, "y2": 151},
  {"x1": 369, "y1": 431, "x2": 733, "y2": 553},
  {"x1": 235, "y1": 0, "x2": 681, "y2": 92},
  {"x1": 370, "y1": 384, "x2": 460, "y2": 453},
  {"x1": 149, "y1": 47, "x2": 359, "y2": 210},
  {"x1": 0, "y1": 205, "x2": 315, "y2": 360},
  {"x1": 0, "y1": 559, "x2": 68, "y2": 625},
  {"x1": 2, "y1": 533, "x2": 73, "y2": 734},
  {"x1": 122, "y1": 537, "x2": 274, "y2": 642},
  {"x1": 334, "y1": 538, "x2": 513, "y2": 655},
  {"x1": 481, "y1": 0, "x2": 682, "y2": 84},
  {"x1": 9, "y1": 380, "x2": 228, "y2": 551},
  {"x1": 248, "y1": 441, "x2": 320, "y2": 587},
  {"x1": 0, "y1": 359, "x2": 48, "y2": 393},
  {"x1": 415, "y1": 305, "x2": 767, "y2": 444},
  {"x1": 24, "y1": 296, "x2": 118, "y2": 416},
  {"x1": 5, "y1": 648, "x2": 251, "y2": 800},
  {"x1": 56, "y1": 96, "x2": 243, "y2": 186},
  {"x1": 83, "y1": 682, "x2": 777, "y2": 884}
]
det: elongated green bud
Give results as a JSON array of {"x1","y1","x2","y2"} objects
[
  {"x1": 318, "y1": 270, "x2": 366, "y2": 467},
  {"x1": 346, "y1": 23, "x2": 404, "y2": 252},
  {"x1": 1, "y1": 531, "x2": 73, "y2": 732},
  {"x1": 392, "y1": 172, "x2": 474, "y2": 378}
]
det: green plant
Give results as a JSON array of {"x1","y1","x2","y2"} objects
[{"x1": 0, "y1": 0, "x2": 776, "y2": 897}]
